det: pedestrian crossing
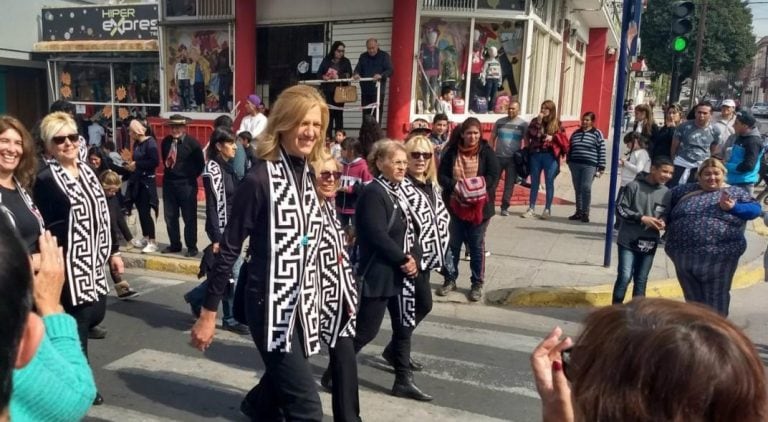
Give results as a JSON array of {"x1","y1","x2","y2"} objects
[{"x1": 84, "y1": 270, "x2": 579, "y2": 422}]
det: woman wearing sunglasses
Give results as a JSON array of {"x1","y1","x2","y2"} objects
[
  {"x1": 318, "y1": 41, "x2": 353, "y2": 139},
  {"x1": 33, "y1": 111, "x2": 116, "y2": 406}
]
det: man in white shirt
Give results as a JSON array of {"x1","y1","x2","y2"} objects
[
  {"x1": 714, "y1": 99, "x2": 737, "y2": 158},
  {"x1": 237, "y1": 94, "x2": 268, "y2": 139}
]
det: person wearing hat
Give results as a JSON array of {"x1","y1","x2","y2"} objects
[
  {"x1": 724, "y1": 110, "x2": 763, "y2": 195},
  {"x1": 237, "y1": 95, "x2": 268, "y2": 140},
  {"x1": 161, "y1": 114, "x2": 205, "y2": 257},
  {"x1": 713, "y1": 99, "x2": 737, "y2": 153},
  {"x1": 406, "y1": 118, "x2": 431, "y2": 141}
]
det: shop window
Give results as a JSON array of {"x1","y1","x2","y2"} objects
[
  {"x1": 59, "y1": 63, "x2": 110, "y2": 103},
  {"x1": 532, "y1": 0, "x2": 548, "y2": 19},
  {"x1": 414, "y1": 18, "x2": 526, "y2": 116},
  {"x1": 526, "y1": 27, "x2": 549, "y2": 112},
  {"x1": 165, "y1": 25, "x2": 232, "y2": 112},
  {"x1": 114, "y1": 63, "x2": 161, "y2": 115}
]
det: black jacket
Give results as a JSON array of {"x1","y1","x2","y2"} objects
[
  {"x1": 161, "y1": 134, "x2": 204, "y2": 182},
  {"x1": 355, "y1": 181, "x2": 410, "y2": 298},
  {"x1": 650, "y1": 125, "x2": 675, "y2": 160},
  {"x1": 202, "y1": 158, "x2": 237, "y2": 244},
  {"x1": 438, "y1": 141, "x2": 501, "y2": 222},
  {"x1": 317, "y1": 56, "x2": 354, "y2": 105}
]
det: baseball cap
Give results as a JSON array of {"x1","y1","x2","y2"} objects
[
  {"x1": 735, "y1": 110, "x2": 756, "y2": 128},
  {"x1": 408, "y1": 118, "x2": 431, "y2": 136},
  {"x1": 721, "y1": 99, "x2": 736, "y2": 108}
]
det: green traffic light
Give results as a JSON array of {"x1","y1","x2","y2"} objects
[{"x1": 673, "y1": 36, "x2": 688, "y2": 51}]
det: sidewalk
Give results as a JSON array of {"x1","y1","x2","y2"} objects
[{"x1": 122, "y1": 161, "x2": 768, "y2": 307}]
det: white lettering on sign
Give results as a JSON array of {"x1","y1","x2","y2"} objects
[
  {"x1": 102, "y1": 8, "x2": 136, "y2": 19},
  {"x1": 102, "y1": 11, "x2": 158, "y2": 37}
]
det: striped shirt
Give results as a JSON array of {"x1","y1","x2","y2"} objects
[{"x1": 567, "y1": 128, "x2": 606, "y2": 170}]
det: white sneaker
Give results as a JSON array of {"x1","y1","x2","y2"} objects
[
  {"x1": 539, "y1": 209, "x2": 552, "y2": 220},
  {"x1": 131, "y1": 238, "x2": 148, "y2": 248},
  {"x1": 521, "y1": 208, "x2": 535, "y2": 218},
  {"x1": 485, "y1": 251, "x2": 491, "y2": 257},
  {"x1": 142, "y1": 241, "x2": 158, "y2": 253}
]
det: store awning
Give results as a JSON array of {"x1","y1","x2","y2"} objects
[{"x1": 33, "y1": 39, "x2": 158, "y2": 53}]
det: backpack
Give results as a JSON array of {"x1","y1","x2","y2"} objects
[
  {"x1": 494, "y1": 95, "x2": 511, "y2": 113},
  {"x1": 471, "y1": 95, "x2": 488, "y2": 114},
  {"x1": 449, "y1": 176, "x2": 488, "y2": 225}
]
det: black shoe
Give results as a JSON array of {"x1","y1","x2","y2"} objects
[
  {"x1": 392, "y1": 372, "x2": 433, "y2": 401},
  {"x1": 436, "y1": 280, "x2": 456, "y2": 296},
  {"x1": 162, "y1": 246, "x2": 182, "y2": 254},
  {"x1": 383, "y1": 345, "x2": 424, "y2": 372},
  {"x1": 581, "y1": 214, "x2": 590, "y2": 223},
  {"x1": 93, "y1": 392, "x2": 104, "y2": 405},
  {"x1": 185, "y1": 248, "x2": 199, "y2": 258},
  {"x1": 222, "y1": 321, "x2": 250, "y2": 335},
  {"x1": 567, "y1": 211, "x2": 582, "y2": 220},
  {"x1": 320, "y1": 368, "x2": 332, "y2": 391},
  {"x1": 240, "y1": 398, "x2": 255, "y2": 420},
  {"x1": 468, "y1": 285, "x2": 483, "y2": 302},
  {"x1": 88, "y1": 325, "x2": 108, "y2": 340},
  {"x1": 183, "y1": 292, "x2": 201, "y2": 318}
]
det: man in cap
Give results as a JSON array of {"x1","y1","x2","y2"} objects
[
  {"x1": 237, "y1": 94, "x2": 268, "y2": 139},
  {"x1": 713, "y1": 99, "x2": 737, "y2": 157},
  {"x1": 406, "y1": 118, "x2": 431, "y2": 141},
  {"x1": 724, "y1": 110, "x2": 764, "y2": 195},
  {"x1": 161, "y1": 115, "x2": 205, "y2": 257}
]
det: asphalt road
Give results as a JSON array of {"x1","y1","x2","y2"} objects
[{"x1": 83, "y1": 269, "x2": 768, "y2": 422}]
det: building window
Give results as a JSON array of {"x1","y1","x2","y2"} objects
[
  {"x1": 478, "y1": 0, "x2": 525, "y2": 11},
  {"x1": 414, "y1": 18, "x2": 470, "y2": 115},
  {"x1": 164, "y1": 25, "x2": 232, "y2": 112}
]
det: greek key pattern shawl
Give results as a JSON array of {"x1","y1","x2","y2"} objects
[
  {"x1": 400, "y1": 177, "x2": 450, "y2": 271},
  {"x1": 203, "y1": 160, "x2": 227, "y2": 233}
]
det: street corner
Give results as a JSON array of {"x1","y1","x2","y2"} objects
[
  {"x1": 486, "y1": 264, "x2": 766, "y2": 308},
  {"x1": 123, "y1": 252, "x2": 200, "y2": 276}
]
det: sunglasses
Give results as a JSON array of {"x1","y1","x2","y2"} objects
[
  {"x1": 410, "y1": 151, "x2": 433, "y2": 160},
  {"x1": 319, "y1": 171, "x2": 342, "y2": 181},
  {"x1": 51, "y1": 134, "x2": 80, "y2": 145}
]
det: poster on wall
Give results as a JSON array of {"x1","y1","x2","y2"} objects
[{"x1": 165, "y1": 26, "x2": 231, "y2": 112}]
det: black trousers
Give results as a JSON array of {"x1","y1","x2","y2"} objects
[
  {"x1": 327, "y1": 107, "x2": 344, "y2": 139},
  {"x1": 63, "y1": 294, "x2": 107, "y2": 358},
  {"x1": 135, "y1": 184, "x2": 156, "y2": 238},
  {"x1": 497, "y1": 156, "x2": 518, "y2": 211},
  {"x1": 329, "y1": 336, "x2": 361, "y2": 422},
  {"x1": 354, "y1": 295, "x2": 411, "y2": 374},
  {"x1": 384, "y1": 272, "x2": 432, "y2": 353},
  {"x1": 163, "y1": 179, "x2": 197, "y2": 250},
  {"x1": 243, "y1": 290, "x2": 323, "y2": 421}
]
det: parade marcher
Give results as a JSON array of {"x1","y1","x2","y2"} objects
[
  {"x1": 649, "y1": 103, "x2": 682, "y2": 160},
  {"x1": 566, "y1": 112, "x2": 605, "y2": 223},
  {"x1": 353, "y1": 38, "x2": 393, "y2": 119},
  {"x1": 668, "y1": 101, "x2": 721, "y2": 187},
  {"x1": 123, "y1": 119, "x2": 160, "y2": 253},
  {"x1": 492, "y1": 100, "x2": 528, "y2": 216},
  {"x1": 337, "y1": 137, "x2": 372, "y2": 227},
  {"x1": 349, "y1": 139, "x2": 431, "y2": 401},
  {"x1": 160, "y1": 114, "x2": 205, "y2": 257},
  {"x1": 34, "y1": 111, "x2": 116, "y2": 406},
  {"x1": 437, "y1": 118, "x2": 500, "y2": 301},
  {"x1": 237, "y1": 95, "x2": 268, "y2": 140},
  {"x1": 318, "y1": 41, "x2": 354, "y2": 138},
  {"x1": 100, "y1": 170, "x2": 140, "y2": 300},
  {"x1": 612, "y1": 157, "x2": 673, "y2": 304},
  {"x1": 184, "y1": 127, "x2": 250, "y2": 335},
  {"x1": 724, "y1": 110, "x2": 763, "y2": 196},
  {"x1": 191, "y1": 85, "x2": 341, "y2": 421},
  {"x1": 663, "y1": 158, "x2": 761, "y2": 316}
]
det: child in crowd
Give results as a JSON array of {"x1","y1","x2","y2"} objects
[
  {"x1": 337, "y1": 137, "x2": 372, "y2": 227},
  {"x1": 612, "y1": 157, "x2": 674, "y2": 303},
  {"x1": 619, "y1": 132, "x2": 651, "y2": 189},
  {"x1": 434, "y1": 86, "x2": 454, "y2": 121},
  {"x1": 100, "y1": 170, "x2": 140, "y2": 299},
  {"x1": 237, "y1": 131, "x2": 256, "y2": 170},
  {"x1": 429, "y1": 113, "x2": 450, "y2": 156},
  {"x1": 331, "y1": 130, "x2": 345, "y2": 160}
]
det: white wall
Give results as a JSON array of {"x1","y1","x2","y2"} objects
[
  {"x1": 0, "y1": 0, "x2": 83, "y2": 64},
  {"x1": 257, "y1": 0, "x2": 393, "y2": 24}
]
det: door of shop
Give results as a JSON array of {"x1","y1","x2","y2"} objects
[{"x1": 256, "y1": 24, "x2": 326, "y2": 108}]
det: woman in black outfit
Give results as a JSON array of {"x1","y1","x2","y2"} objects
[
  {"x1": 34, "y1": 111, "x2": 117, "y2": 406},
  {"x1": 650, "y1": 104, "x2": 682, "y2": 160},
  {"x1": 191, "y1": 85, "x2": 356, "y2": 421},
  {"x1": 318, "y1": 41, "x2": 354, "y2": 139},
  {"x1": 349, "y1": 139, "x2": 431, "y2": 401},
  {"x1": 123, "y1": 119, "x2": 159, "y2": 253}
]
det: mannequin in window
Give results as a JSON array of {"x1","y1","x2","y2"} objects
[
  {"x1": 480, "y1": 46, "x2": 502, "y2": 113},
  {"x1": 498, "y1": 21, "x2": 523, "y2": 98},
  {"x1": 469, "y1": 41, "x2": 485, "y2": 109},
  {"x1": 419, "y1": 28, "x2": 441, "y2": 114},
  {"x1": 440, "y1": 47, "x2": 458, "y2": 92},
  {"x1": 175, "y1": 45, "x2": 192, "y2": 112}
]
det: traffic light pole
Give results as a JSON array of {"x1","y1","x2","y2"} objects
[
  {"x1": 669, "y1": 52, "x2": 683, "y2": 104},
  {"x1": 689, "y1": 0, "x2": 708, "y2": 103}
]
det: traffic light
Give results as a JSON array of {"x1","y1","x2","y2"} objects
[{"x1": 670, "y1": 1, "x2": 695, "y2": 52}]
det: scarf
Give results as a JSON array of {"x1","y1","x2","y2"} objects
[
  {"x1": 318, "y1": 202, "x2": 358, "y2": 347},
  {"x1": 265, "y1": 147, "x2": 324, "y2": 356},
  {"x1": 47, "y1": 160, "x2": 111, "y2": 305},
  {"x1": 203, "y1": 159, "x2": 228, "y2": 234},
  {"x1": 454, "y1": 142, "x2": 480, "y2": 180},
  {"x1": 400, "y1": 176, "x2": 449, "y2": 271},
  {"x1": 373, "y1": 175, "x2": 418, "y2": 327}
]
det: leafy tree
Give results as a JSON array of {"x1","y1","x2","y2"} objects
[
  {"x1": 639, "y1": 0, "x2": 756, "y2": 98},
  {"x1": 706, "y1": 78, "x2": 729, "y2": 97}
]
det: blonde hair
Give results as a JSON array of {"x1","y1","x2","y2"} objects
[
  {"x1": 698, "y1": 157, "x2": 727, "y2": 177},
  {"x1": 256, "y1": 85, "x2": 329, "y2": 163},
  {"x1": 367, "y1": 139, "x2": 406, "y2": 178},
  {"x1": 40, "y1": 111, "x2": 78, "y2": 153},
  {"x1": 404, "y1": 135, "x2": 437, "y2": 184},
  {"x1": 99, "y1": 169, "x2": 121, "y2": 190},
  {"x1": 312, "y1": 156, "x2": 341, "y2": 204}
]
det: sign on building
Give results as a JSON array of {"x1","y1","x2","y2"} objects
[{"x1": 42, "y1": 5, "x2": 159, "y2": 41}]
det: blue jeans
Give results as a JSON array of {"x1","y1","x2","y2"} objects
[
  {"x1": 485, "y1": 78, "x2": 500, "y2": 109},
  {"x1": 612, "y1": 245, "x2": 655, "y2": 304},
  {"x1": 444, "y1": 218, "x2": 489, "y2": 286},
  {"x1": 528, "y1": 151, "x2": 558, "y2": 210},
  {"x1": 186, "y1": 255, "x2": 243, "y2": 324},
  {"x1": 568, "y1": 162, "x2": 597, "y2": 214}
]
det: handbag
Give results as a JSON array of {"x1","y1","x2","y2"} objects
[
  {"x1": 334, "y1": 85, "x2": 357, "y2": 103},
  {"x1": 449, "y1": 175, "x2": 488, "y2": 225}
]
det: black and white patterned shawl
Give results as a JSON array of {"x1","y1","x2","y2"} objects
[
  {"x1": 203, "y1": 159, "x2": 227, "y2": 234},
  {"x1": 373, "y1": 175, "x2": 418, "y2": 327},
  {"x1": 400, "y1": 176, "x2": 450, "y2": 271},
  {"x1": 317, "y1": 202, "x2": 358, "y2": 347},
  {"x1": 47, "y1": 160, "x2": 111, "y2": 305},
  {"x1": 265, "y1": 147, "x2": 324, "y2": 356}
]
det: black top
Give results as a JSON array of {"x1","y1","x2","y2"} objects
[
  {"x1": 0, "y1": 186, "x2": 41, "y2": 253},
  {"x1": 353, "y1": 50, "x2": 393, "y2": 96},
  {"x1": 438, "y1": 141, "x2": 501, "y2": 221},
  {"x1": 203, "y1": 157, "x2": 237, "y2": 244},
  {"x1": 355, "y1": 181, "x2": 410, "y2": 298},
  {"x1": 203, "y1": 155, "x2": 307, "y2": 311},
  {"x1": 650, "y1": 126, "x2": 675, "y2": 160},
  {"x1": 317, "y1": 56, "x2": 354, "y2": 104},
  {"x1": 161, "y1": 134, "x2": 205, "y2": 182},
  {"x1": 132, "y1": 136, "x2": 160, "y2": 181}
]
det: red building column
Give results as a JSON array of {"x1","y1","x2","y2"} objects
[
  {"x1": 387, "y1": 0, "x2": 417, "y2": 138},
  {"x1": 234, "y1": 0, "x2": 256, "y2": 120},
  {"x1": 581, "y1": 28, "x2": 614, "y2": 136}
]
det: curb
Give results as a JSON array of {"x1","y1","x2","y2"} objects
[
  {"x1": 487, "y1": 262, "x2": 765, "y2": 308},
  {"x1": 123, "y1": 253, "x2": 199, "y2": 277}
]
